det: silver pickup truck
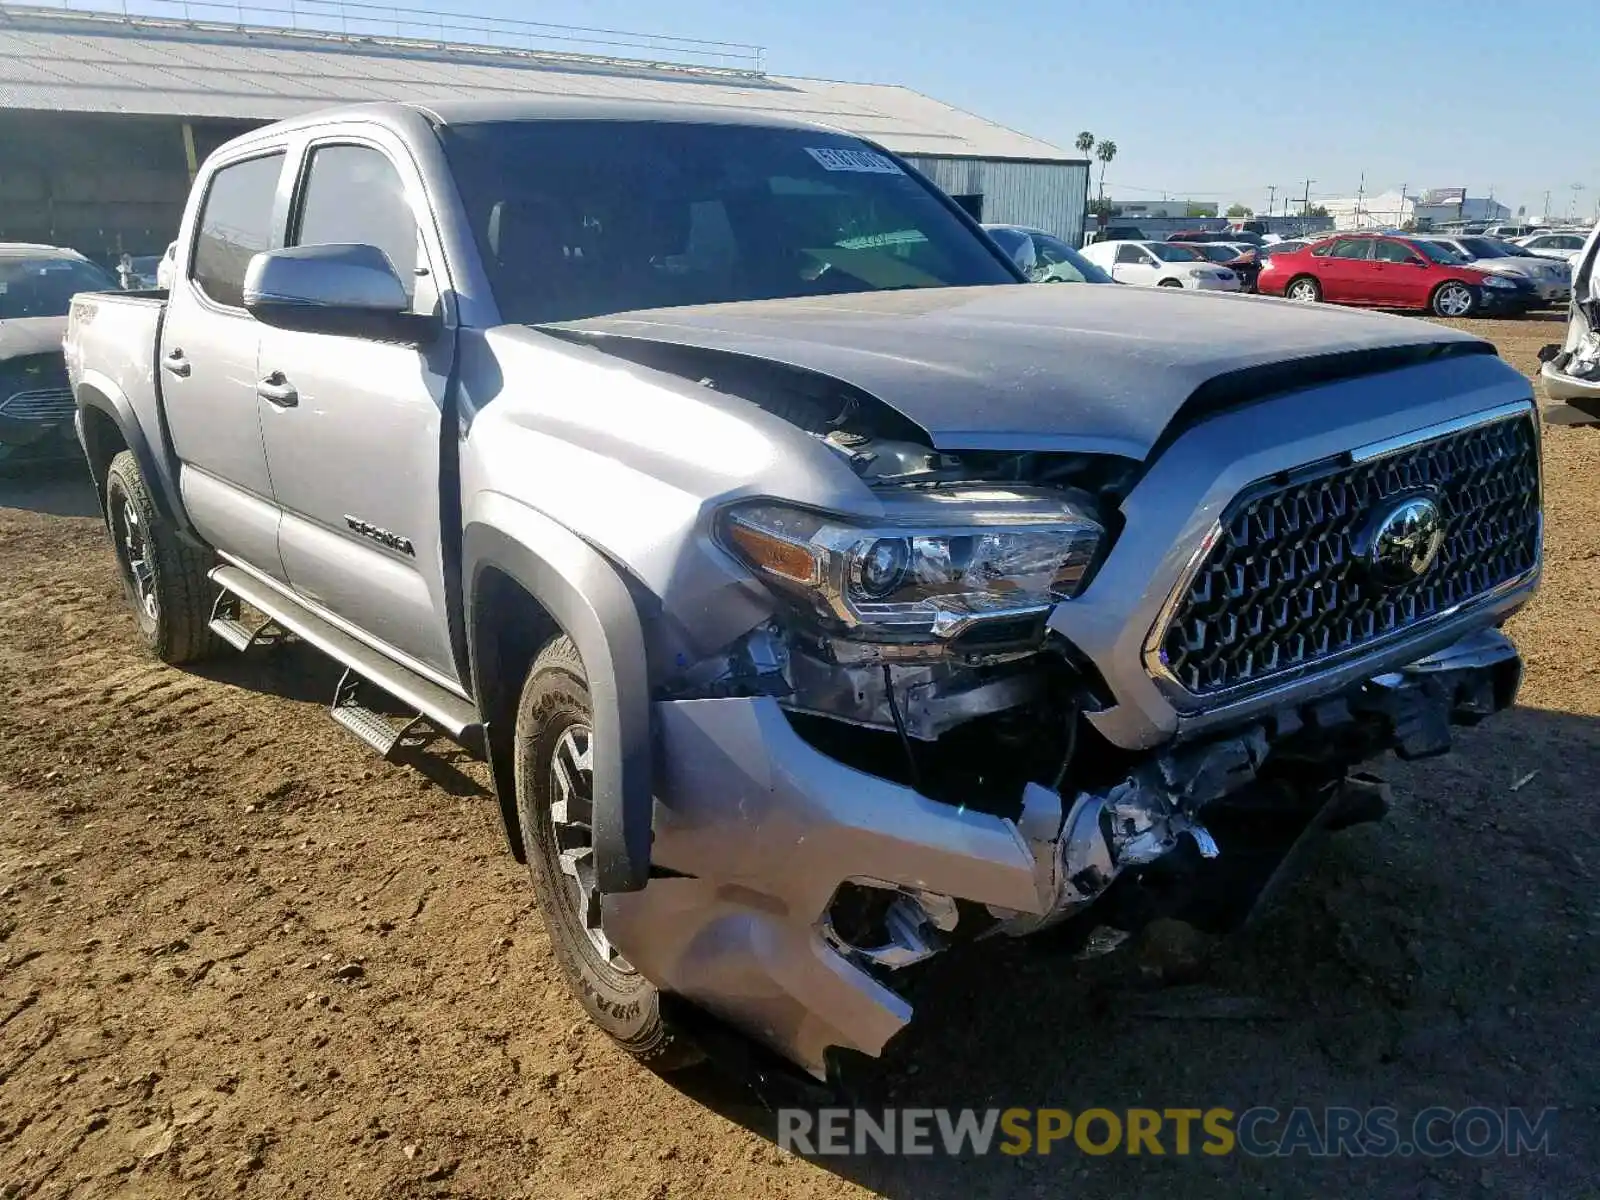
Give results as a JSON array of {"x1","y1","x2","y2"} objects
[{"x1": 65, "y1": 99, "x2": 1542, "y2": 1083}]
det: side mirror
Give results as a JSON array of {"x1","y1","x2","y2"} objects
[
  {"x1": 243, "y1": 244, "x2": 434, "y2": 343},
  {"x1": 1537, "y1": 343, "x2": 1562, "y2": 364}
]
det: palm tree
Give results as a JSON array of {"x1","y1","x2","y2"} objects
[
  {"x1": 1094, "y1": 139, "x2": 1118, "y2": 202},
  {"x1": 1075, "y1": 130, "x2": 1095, "y2": 156}
]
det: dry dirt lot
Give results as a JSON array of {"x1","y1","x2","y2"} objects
[{"x1": 1, "y1": 317, "x2": 1596, "y2": 1199}]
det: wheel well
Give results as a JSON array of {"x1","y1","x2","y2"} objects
[
  {"x1": 471, "y1": 566, "x2": 561, "y2": 862},
  {"x1": 78, "y1": 400, "x2": 127, "y2": 516}
]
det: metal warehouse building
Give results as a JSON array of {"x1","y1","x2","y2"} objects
[{"x1": 0, "y1": 1, "x2": 1088, "y2": 262}]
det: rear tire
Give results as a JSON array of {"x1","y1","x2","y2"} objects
[
  {"x1": 1285, "y1": 276, "x2": 1321, "y2": 303},
  {"x1": 1430, "y1": 281, "x2": 1477, "y2": 318},
  {"x1": 514, "y1": 635, "x2": 701, "y2": 1072},
  {"x1": 104, "y1": 451, "x2": 221, "y2": 665}
]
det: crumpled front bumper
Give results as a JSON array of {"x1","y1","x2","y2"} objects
[{"x1": 606, "y1": 628, "x2": 1524, "y2": 1079}]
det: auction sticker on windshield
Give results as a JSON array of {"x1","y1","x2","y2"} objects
[{"x1": 805, "y1": 147, "x2": 903, "y2": 174}]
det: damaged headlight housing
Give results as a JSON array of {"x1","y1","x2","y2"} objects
[{"x1": 721, "y1": 489, "x2": 1103, "y2": 641}]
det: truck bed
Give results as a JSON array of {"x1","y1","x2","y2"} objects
[{"x1": 63, "y1": 288, "x2": 169, "y2": 456}]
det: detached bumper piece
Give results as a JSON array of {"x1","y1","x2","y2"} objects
[{"x1": 615, "y1": 627, "x2": 1522, "y2": 1080}]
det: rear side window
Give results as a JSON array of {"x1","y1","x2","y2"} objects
[
  {"x1": 293, "y1": 144, "x2": 420, "y2": 302},
  {"x1": 191, "y1": 152, "x2": 285, "y2": 308},
  {"x1": 1329, "y1": 239, "x2": 1374, "y2": 260}
]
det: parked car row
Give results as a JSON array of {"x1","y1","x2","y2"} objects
[{"x1": 1257, "y1": 233, "x2": 1544, "y2": 317}]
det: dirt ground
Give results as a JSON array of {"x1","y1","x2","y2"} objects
[{"x1": 1, "y1": 317, "x2": 1596, "y2": 1199}]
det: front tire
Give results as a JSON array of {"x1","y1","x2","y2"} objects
[
  {"x1": 1157, "y1": 278, "x2": 1184, "y2": 288},
  {"x1": 514, "y1": 635, "x2": 700, "y2": 1071},
  {"x1": 104, "y1": 451, "x2": 221, "y2": 664},
  {"x1": 1430, "y1": 281, "x2": 1477, "y2": 318}
]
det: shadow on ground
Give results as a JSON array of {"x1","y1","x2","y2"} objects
[{"x1": 0, "y1": 459, "x2": 101, "y2": 518}]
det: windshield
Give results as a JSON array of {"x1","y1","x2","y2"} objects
[
  {"x1": 1190, "y1": 244, "x2": 1239, "y2": 263},
  {"x1": 0, "y1": 256, "x2": 116, "y2": 319},
  {"x1": 1455, "y1": 237, "x2": 1509, "y2": 259},
  {"x1": 1150, "y1": 243, "x2": 1205, "y2": 262},
  {"x1": 1031, "y1": 233, "x2": 1112, "y2": 283},
  {"x1": 1415, "y1": 240, "x2": 1465, "y2": 265},
  {"x1": 439, "y1": 121, "x2": 1017, "y2": 323},
  {"x1": 1494, "y1": 242, "x2": 1538, "y2": 258}
]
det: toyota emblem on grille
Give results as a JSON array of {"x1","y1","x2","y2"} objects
[{"x1": 1365, "y1": 495, "x2": 1445, "y2": 583}]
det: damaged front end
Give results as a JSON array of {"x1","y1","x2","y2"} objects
[{"x1": 614, "y1": 424, "x2": 1528, "y2": 1081}]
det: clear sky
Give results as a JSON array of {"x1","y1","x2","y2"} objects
[{"x1": 442, "y1": 0, "x2": 1597, "y2": 222}]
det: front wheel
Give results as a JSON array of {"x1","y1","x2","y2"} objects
[
  {"x1": 1285, "y1": 276, "x2": 1321, "y2": 303},
  {"x1": 104, "y1": 451, "x2": 221, "y2": 664},
  {"x1": 1157, "y1": 278, "x2": 1184, "y2": 288},
  {"x1": 1430, "y1": 281, "x2": 1477, "y2": 318},
  {"x1": 514, "y1": 635, "x2": 701, "y2": 1071}
]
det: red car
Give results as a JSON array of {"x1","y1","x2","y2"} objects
[{"x1": 1256, "y1": 234, "x2": 1531, "y2": 317}]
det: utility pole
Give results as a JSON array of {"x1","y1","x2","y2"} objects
[
  {"x1": 1267, "y1": 185, "x2": 1277, "y2": 218},
  {"x1": 1543, "y1": 190, "x2": 1552, "y2": 222},
  {"x1": 1398, "y1": 182, "x2": 1407, "y2": 228},
  {"x1": 1355, "y1": 172, "x2": 1365, "y2": 227},
  {"x1": 1300, "y1": 178, "x2": 1314, "y2": 217}
]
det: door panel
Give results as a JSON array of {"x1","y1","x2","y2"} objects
[
  {"x1": 159, "y1": 149, "x2": 288, "y2": 580},
  {"x1": 1370, "y1": 240, "x2": 1422, "y2": 306},
  {"x1": 258, "y1": 329, "x2": 459, "y2": 679},
  {"x1": 257, "y1": 135, "x2": 461, "y2": 684}
]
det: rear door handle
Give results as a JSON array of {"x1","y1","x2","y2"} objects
[
  {"x1": 162, "y1": 349, "x2": 191, "y2": 378},
  {"x1": 256, "y1": 372, "x2": 299, "y2": 408}
]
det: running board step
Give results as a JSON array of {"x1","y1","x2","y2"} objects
[
  {"x1": 331, "y1": 669, "x2": 431, "y2": 760},
  {"x1": 208, "y1": 591, "x2": 282, "y2": 652},
  {"x1": 208, "y1": 564, "x2": 482, "y2": 754}
]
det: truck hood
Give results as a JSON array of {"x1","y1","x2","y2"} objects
[
  {"x1": 549, "y1": 285, "x2": 1486, "y2": 459},
  {"x1": 0, "y1": 316, "x2": 68, "y2": 363}
]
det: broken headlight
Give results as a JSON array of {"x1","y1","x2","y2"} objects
[{"x1": 721, "y1": 489, "x2": 1103, "y2": 641}]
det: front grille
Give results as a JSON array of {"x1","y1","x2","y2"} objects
[
  {"x1": 1152, "y1": 412, "x2": 1540, "y2": 698},
  {"x1": 0, "y1": 387, "x2": 74, "y2": 423},
  {"x1": 0, "y1": 354, "x2": 72, "y2": 424}
]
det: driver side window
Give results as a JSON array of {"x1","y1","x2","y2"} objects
[
  {"x1": 293, "y1": 144, "x2": 424, "y2": 307},
  {"x1": 1373, "y1": 241, "x2": 1417, "y2": 264},
  {"x1": 1115, "y1": 244, "x2": 1146, "y2": 265}
]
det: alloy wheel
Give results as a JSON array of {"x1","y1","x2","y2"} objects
[
  {"x1": 113, "y1": 491, "x2": 158, "y2": 622},
  {"x1": 1435, "y1": 283, "x2": 1473, "y2": 317},
  {"x1": 548, "y1": 721, "x2": 632, "y2": 971}
]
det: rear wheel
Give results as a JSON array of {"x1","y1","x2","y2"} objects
[
  {"x1": 104, "y1": 451, "x2": 221, "y2": 664},
  {"x1": 1285, "y1": 276, "x2": 1321, "y2": 303},
  {"x1": 514, "y1": 635, "x2": 700, "y2": 1071},
  {"x1": 1430, "y1": 281, "x2": 1477, "y2": 318}
]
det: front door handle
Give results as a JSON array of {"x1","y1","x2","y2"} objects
[
  {"x1": 162, "y1": 349, "x2": 191, "y2": 378},
  {"x1": 256, "y1": 372, "x2": 299, "y2": 408}
]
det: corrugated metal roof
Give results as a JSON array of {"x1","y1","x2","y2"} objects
[{"x1": 0, "y1": 6, "x2": 1078, "y2": 162}]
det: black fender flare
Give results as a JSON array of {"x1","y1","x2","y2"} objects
[
  {"x1": 74, "y1": 379, "x2": 196, "y2": 540},
  {"x1": 463, "y1": 496, "x2": 654, "y2": 893}
]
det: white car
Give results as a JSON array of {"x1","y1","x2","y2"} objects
[
  {"x1": 1514, "y1": 231, "x2": 1588, "y2": 260},
  {"x1": 1078, "y1": 239, "x2": 1242, "y2": 291},
  {"x1": 1416, "y1": 235, "x2": 1571, "y2": 305},
  {"x1": 1539, "y1": 222, "x2": 1600, "y2": 426}
]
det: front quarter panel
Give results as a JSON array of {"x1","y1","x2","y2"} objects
[{"x1": 456, "y1": 324, "x2": 887, "y2": 672}]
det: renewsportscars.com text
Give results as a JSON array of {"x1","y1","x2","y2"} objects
[{"x1": 777, "y1": 1106, "x2": 1558, "y2": 1158}]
